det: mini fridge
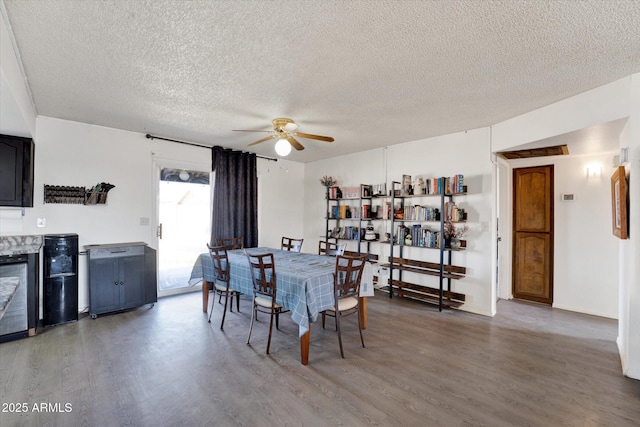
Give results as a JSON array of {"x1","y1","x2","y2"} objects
[{"x1": 43, "y1": 234, "x2": 78, "y2": 326}]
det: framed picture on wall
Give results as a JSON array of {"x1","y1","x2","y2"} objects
[{"x1": 610, "y1": 166, "x2": 628, "y2": 239}]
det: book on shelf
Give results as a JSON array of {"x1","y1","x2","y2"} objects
[
  {"x1": 362, "y1": 204, "x2": 370, "y2": 219},
  {"x1": 395, "y1": 224, "x2": 440, "y2": 248},
  {"x1": 372, "y1": 183, "x2": 386, "y2": 196},
  {"x1": 403, "y1": 205, "x2": 440, "y2": 221},
  {"x1": 328, "y1": 186, "x2": 341, "y2": 199},
  {"x1": 340, "y1": 226, "x2": 361, "y2": 240},
  {"x1": 342, "y1": 187, "x2": 360, "y2": 199},
  {"x1": 383, "y1": 201, "x2": 392, "y2": 219},
  {"x1": 444, "y1": 174, "x2": 465, "y2": 194},
  {"x1": 444, "y1": 201, "x2": 466, "y2": 221},
  {"x1": 426, "y1": 177, "x2": 441, "y2": 195},
  {"x1": 421, "y1": 174, "x2": 465, "y2": 195}
]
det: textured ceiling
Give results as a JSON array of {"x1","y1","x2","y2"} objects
[{"x1": 2, "y1": 0, "x2": 640, "y2": 162}]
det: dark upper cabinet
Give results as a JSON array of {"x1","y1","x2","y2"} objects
[{"x1": 0, "y1": 134, "x2": 34, "y2": 207}]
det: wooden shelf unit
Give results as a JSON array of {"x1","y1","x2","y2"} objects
[{"x1": 387, "y1": 177, "x2": 468, "y2": 311}]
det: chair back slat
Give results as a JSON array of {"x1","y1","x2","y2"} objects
[
  {"x1": 214, "y1": 237, "x2": 244, "y2": 250},
  {"x1": 245, "y1": 251, "x2": 277, "y2": 302},
  {"x1": 318, "y1": 240, "x2": 337, "y2": 255},
  {"x1": 334, "y1": 254, "x2": 367, "y2": 298},
  {"x1": 207, "y1": 244, "x2": 230, "y2": 284},
  {"x1": 319, "y1": 240, "x2": 346, "y2": 256},
  {"x1": 281, "y1": 236, "x2": 304, "y2": 252}
]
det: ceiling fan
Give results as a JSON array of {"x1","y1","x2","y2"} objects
[{"x1": 233, "y1": 118, "x2": 334, "y2": 156}]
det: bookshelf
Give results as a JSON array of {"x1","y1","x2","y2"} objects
[
  {"x1": 384, "y1": 175, "x2": 468, "y2": 311},
  {"x1": 324, "y1": 184, "x2": 388, "y2": 255}
]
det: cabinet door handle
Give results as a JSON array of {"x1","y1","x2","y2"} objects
[{"x1": 114, "y1": 281, "x2": 119, "y2": 286}]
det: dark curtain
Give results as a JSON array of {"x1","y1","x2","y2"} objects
[{"x1": 211, "y1": 146, "x2": 258, "y2": 248}]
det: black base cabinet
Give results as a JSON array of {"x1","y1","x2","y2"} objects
[{"x1": 85, "y1": 242, "x2": 157, "y2": 319}]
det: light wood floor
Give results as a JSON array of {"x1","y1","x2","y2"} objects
[{"x1": 1, "y1": 291, "x2": 639, "y2": 426}]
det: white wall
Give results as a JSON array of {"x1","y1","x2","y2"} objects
[
  {"x1": 619, "y1": 73, "x2": 640, "y2": 378},
  {"x1": 257, "y1": 158, "x2": 305, "y2": 249},
  {"x1": 305, "y1": 129, "x2": 495, "y2": 316}
]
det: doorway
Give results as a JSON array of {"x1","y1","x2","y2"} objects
[
  {"x1": 157, "y1": 167, "x2": 211, "y2": 297},
  {"x1": 512, "y1": 165, "x2": 554, "y2": 304}
]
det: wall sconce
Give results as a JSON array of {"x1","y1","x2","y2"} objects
[{"x1": 586, "y1": 163, "x2": 602, "y2": 178}]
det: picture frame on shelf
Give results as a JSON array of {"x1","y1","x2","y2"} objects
[
  {"x1": 360, "y1": 184, "x2": 372, "y2": 198},
  {"x1": 610, "y1": 166, "x2": 628, "y2": 239},
  {"x1": 402, "y1": 174, "x2": 412, "y2": 195}
]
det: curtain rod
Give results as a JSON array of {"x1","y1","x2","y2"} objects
[{"x1": 145, "y1": 134, "x2": 278, "y2": 162}]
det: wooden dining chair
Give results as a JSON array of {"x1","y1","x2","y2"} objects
[
  {"x1": 245, "y1": 250, "x2": 289, "y2": 354},
  {"x1": 318, "y1": 240, "x2": 337, "y2": 255},
  {"x1": 214, "y1": 237, "x2": 244, "y2": 250},
  {"x1": 207, "y1": 244, "x2": 241, "y2": 330},
  {"x1": 328, "y1": 243, "x2": 346, "y2": 256},
  {"x1": 322, "y1": 254, "x2": 367, "y2": 358},
  {"x1": 319, "y1": 240, "x2": 346, "y2": 256},
  {"x1": 281, "y1": 236, "x2": 303, "y2": 252}
]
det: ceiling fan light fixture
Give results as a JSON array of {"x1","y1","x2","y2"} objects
[
  {"x1": 275, "y1": 138, "x2": 292, "y2": 156},
  {"x1": 283, "y1": 122, "x2": 299, "y2": 132}
]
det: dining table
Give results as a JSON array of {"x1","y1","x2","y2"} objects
[{"x1": 189, "y1": 247, "x2": 369, "y2": 365}]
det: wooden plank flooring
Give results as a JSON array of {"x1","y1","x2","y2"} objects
[{"x1": 1, "y1": 291, "x2": 639, "y2": 426}]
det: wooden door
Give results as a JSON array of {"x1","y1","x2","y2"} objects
[{"x1": 512, "y1": 165, "x2": 553, "y2": 304}]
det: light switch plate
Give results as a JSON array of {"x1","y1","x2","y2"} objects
[{"x1": 37, "y1": 218, "x2": 46, "y2": 227}]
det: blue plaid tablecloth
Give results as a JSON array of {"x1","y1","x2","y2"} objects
[{"x1": 189, "y1": 248, "x2": 337, "y2": 336}]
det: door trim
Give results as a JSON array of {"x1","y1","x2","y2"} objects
[{"x1": 152, "y1": 157, "x2": 212, "y2": 298}]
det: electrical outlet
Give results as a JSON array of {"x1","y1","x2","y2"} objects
[
  {"x1": 139, "y1": 217, "x2": 150, "y2": 226},
  {"x1": 37, "y1": 218, "x2": 46, "y2": 227}
]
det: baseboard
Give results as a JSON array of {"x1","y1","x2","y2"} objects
[
  {"x1": 617, "y1": 336, "x2": 628, "y2": 375},
  {"x1": 551, "y1": 303, "x2": 617, "y2": 320}
]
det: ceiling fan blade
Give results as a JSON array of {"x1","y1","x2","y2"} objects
[
  {"x1": 292, "y1": 132, "x2": 334, "y2": 142},
  {"x1": 233, "y1": 129, "x2": 271, "y2": 133},
  {"x1": 287, "y1": 136, "x2": 305, "y2": 151},
  {"x1": 247, "y1": 135, "x2": 277, "y2": 146}
]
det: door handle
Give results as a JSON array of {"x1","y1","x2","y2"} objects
[{"x1": 157, "y1": 223, "x2": 163, "y2": 239}]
